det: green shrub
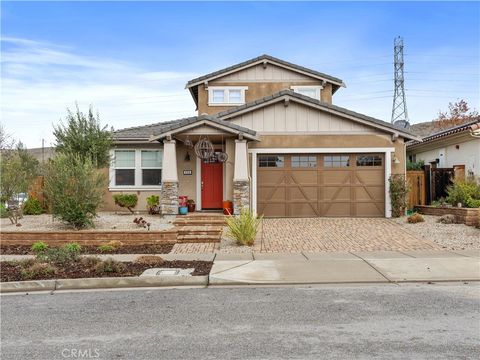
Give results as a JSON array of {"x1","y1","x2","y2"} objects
[
  {"x1": 63, "y1": 242, "x2": 82, "y2": 253},
  {"x1": 113, "y1": 194, "x2": 138, "y2": 213},
  {"x1": 31, "y1": 241, "x2": 49, "y2": 253},
  {"x1": 94, "y1": 258, "x2": 126, "y2": 274},
  {"x1": 80, "y1": 256, "x2": 102, "y2": 268},
  {"x1": 146, "y1": 195, "x2": 160, "y2": 214},
  {"x1": 406, "y1": 160, "x2": 424, "y2": 171},
  {"x1": 20, "y1": 262, "x2": 57, "y2": 280},
  {"x1": 98, "y1": 245, "x2": 115, "y2": 253},
  {"x1": 135, "y1": 255, "x2": 164, "y2": 267},
  {"x1": 407, "y1": 213, "x2": 425, "y2": 223},
  {"x1": 44, "y1": 154, "x2": 106, "y2": 229},
  {"x1": 35, "y1": 246, "x2": 80, "y2": 265},
  {"x1": 225, "y1": 208, "x2": 262, "y2": 246},
  {"x1": 389, "y1": 175, "x2": 410, "y2": 217},
  {"x1": 0, "y1": 203, "x2": 9, "y2": 218},
  {"x1": 22, "y1": 197, "x2": 44, "y2": 215},
  {"x1": 446, "y1": 178, "x2": 480, "y2": 208}
]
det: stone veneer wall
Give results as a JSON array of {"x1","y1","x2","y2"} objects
[
  {"x1": 233, "y1": 180, "x2": 250, "y2": 215},
  {"x1": 416, "y1": 205, "x2": 480, "y2": 227},
  {"x1": 160, "y1": 181, "x2": 179, "y2": 215}
]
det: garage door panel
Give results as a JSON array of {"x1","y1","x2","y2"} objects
[
  {"x1": 323, "y1": 171, "x2": 351, "y2": 185},
  {"x1": 355, "y1": 170, "x2": 384, "y2": 185},
  {"x1": 355, "y1": 186, "x2": 384, "y2": 201},
  {"x1": 323, "y1": 187, "x2": 351, "y2": 201},
  {"x1": 356, "y1": 202, "x2": 384, "y2": 217},
  {"x1": 259, "y1": 203, "x2": 286, "y2": 217},
  {"x1": 323, "y1": 202, "x2": 352, "y2": 217},
  {"x1": 257, "y1": 186, "x2": 286, "y2": 202},
  {"x1": 288, "y1": 203, "x2": 318, "y2": 217},
  {"x1": 257, "y1": 153, "x2": 385, "y2": 217},
  {"x1": 290, "y1": 186, "x2": 318, "y2": 201}
]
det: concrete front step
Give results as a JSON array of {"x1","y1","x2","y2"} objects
[
  {"x1": 177, "y1": 226, "x2": 223, "y2": 235},
  {"x1": 177, "y1": 234, "x2": 221, "y2": 243},
  {"x1": 173, "y1": 219, "x2": 225, "y2": 226}
]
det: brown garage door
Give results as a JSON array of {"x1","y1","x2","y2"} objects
[{"x1": 257, "y1": 153, "x2": 385, "y2": 217}]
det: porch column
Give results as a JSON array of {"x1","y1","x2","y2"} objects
[
  {"x1": 233, "y1": 139, "x2": 250, "y2": 215},
  {"x1": 160, "y1": 139, "x2": 179, "y2": 215}
]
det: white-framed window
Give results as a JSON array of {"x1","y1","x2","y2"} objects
[
  {"x1": 208, "y1": 86, "x2": 247, "y2": 106},
  {"x1": 291, "y1": 85, "x2": 322, "y2": 100},
  {"x1": 110, "y1": 149, "x2": 163, "y2": 189}
]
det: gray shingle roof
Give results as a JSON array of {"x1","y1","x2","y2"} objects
[
  {"x1": 114, "y1": 115, "x2": 257, "y2": 141},
  {"x1": 113, "y1": 119, "x2": 183, "y2": 140},
  {"x1": 216, "y1": 90, "x2": 420, "y2": 140},
  {"x1": 186, "y1": 54, "x2": 345, "y2": 88},
  {"x1": 407, "y1": 119, "x2": 480, "y2": 147}
]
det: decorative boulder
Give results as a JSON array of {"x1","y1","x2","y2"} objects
[{"x1": 437, "y1": 214, "x2": 456, "y2": 224}]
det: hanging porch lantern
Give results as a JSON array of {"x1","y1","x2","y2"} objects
[{"x1": 194, "y1": 137, "x2": 214, "y2": 160}]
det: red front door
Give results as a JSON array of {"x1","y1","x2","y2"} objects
[{"x1": 201, "y1": 161, "x2": 223, "y2": 209}]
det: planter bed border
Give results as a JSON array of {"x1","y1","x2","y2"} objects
[
  {"x1": 0, "y1": 230, "x2": 178, "y2": 246},
  {"x1": 415, "y1": 205, "x2": 480, "y2": 227}
]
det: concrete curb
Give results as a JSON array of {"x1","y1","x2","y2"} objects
[{"x1": 0, "y1": 276, "x2": 208, "y2": 293}]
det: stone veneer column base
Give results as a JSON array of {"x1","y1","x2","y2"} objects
[
  {"x1": 233, "y1": 180, "x2": 250, "y2": 215},
  {"x1": 160, "y1": 181, "x2": 179, "y2": 215}
]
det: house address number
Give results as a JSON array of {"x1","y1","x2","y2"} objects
[{"x1": 183, "y1": 170, "x2": 192, "y2": 175}]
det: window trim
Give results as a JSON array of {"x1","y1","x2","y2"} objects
[
  {"x1": 207, "y1": 86, "x2": 248, "y2": 106},
  {"x1": 109, "y1": 149, "x2": 163, "y2": 190},
  {"x1": 291, "y1": 85, "x2": 323, "y2": 100}
]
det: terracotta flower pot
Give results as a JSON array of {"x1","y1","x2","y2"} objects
[{"x1": 223, "y1": 200, "x2": 233, "y2": 215}]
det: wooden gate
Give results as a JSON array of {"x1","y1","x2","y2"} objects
[
  {"x1": 407, "y1": 170, "x2": 426, "y2": 208},
  {"x1": 431, "y1": 168, "x2": 454, "y2": 201}
]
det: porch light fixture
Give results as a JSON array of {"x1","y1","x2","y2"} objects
[
  {"x1": 185, "y1": 151, "x2": 191, "y2": 162},
  {"x1": 194, "y1": 137, "x2": 214, "y2": 160},
  {"x1": 184, "y1": 136, "x2": 193, "y2": 148},
  {"x1": 392, "y1": 153, "x2": 401, "y2": 164}
]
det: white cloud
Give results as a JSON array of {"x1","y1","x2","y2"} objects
[{"x1": 1, "y1": 37, "x2": 197, "y2": 148}]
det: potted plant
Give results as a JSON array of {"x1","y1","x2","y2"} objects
[
  {"x1": 187, "y1": 199, "x2": 196, "y2": 212},
  {"x1": 223, "y1": 200, "x2": 233, "y2": 215}
]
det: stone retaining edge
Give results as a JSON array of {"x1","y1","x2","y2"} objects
[{"x1": 0, "y1": 276, "x2": 208, "y2": 293}]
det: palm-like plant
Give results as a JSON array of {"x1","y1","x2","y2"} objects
[{"x1": 225, "y1": 208, "x2": 262, "y2": 246}]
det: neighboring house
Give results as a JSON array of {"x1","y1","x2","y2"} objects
[
  {"x1": 407, "y1": 120, "x2": 480, "y2": 177},
  {"x1": 107, "y1": 54, "x2": 419, "y2": 217}
]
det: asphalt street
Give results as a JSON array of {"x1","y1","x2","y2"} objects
[{"x1": 1, "y1": 283, "x2": 479, "y2": 360}]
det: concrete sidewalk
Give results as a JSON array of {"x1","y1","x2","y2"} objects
[
  {"x1": 210, "y1": 250, "x2": 480, "y2": 285},
  {"x1": 2, "y1": 250, "x2": 479, "y2": 285}
]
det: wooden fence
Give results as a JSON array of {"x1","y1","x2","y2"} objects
[{"x1": 407, "y1": 170, "x2": 426, "y2": 208}]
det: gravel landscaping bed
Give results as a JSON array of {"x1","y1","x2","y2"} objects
[
  {"x1": 1, "y1": 259, "x2": 212, "y2": 282},
  {"x1": 1, "y1": 212, "x2": 174, "y2": 232},
  {"x1": 0, "y1": 244, "x2": 174, "y2": 255},
  {"x1": 393, "y1": 215, "x2": 480, "y2": 250}
]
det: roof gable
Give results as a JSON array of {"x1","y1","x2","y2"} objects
[
  {"x1": 216, "y1": 90, "x2": 420, "y2": 141},
  {"x1": 186, "y1": 54, "x2": 345, "y2": 89}
]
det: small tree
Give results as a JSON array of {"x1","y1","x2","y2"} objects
[
  {"x1": 0, "y1": 143, "x2": 39, "y2": 204},
  {"x1": 434, "y1": 100, "x2": 479, "y2": 131},
  {"x1": 44, "y1": 154, "x2": 106, "y2": 229},
  {"x1": 53, "y1": 105, "x2": 113, "y2": 168},
  {"x1": 389, "y1": 175, "x2": 410, "y2": 217}
]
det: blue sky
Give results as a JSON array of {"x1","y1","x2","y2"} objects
[{"x1": 1, "y1": 1, "x2": 479, "y2": 148}]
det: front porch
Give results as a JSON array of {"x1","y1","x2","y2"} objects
[{"x1": 151, "y1": 115, "x2": 259, "y2": 215}]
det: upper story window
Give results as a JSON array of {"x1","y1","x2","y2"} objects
[
  {"x1": 208, "y1": 86, "x2": 247, "y2": 106},
  {"x1": 291, "y1": 86, "x2": 322, "y2": 100}
]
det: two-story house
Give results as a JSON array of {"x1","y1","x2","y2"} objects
[{"x1": 107, "y1": 55, "x2": 419, "y2": 217}]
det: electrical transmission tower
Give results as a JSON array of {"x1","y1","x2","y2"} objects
[{"x1": 391, "y1": 36, "x2": 410, "y2": 128}]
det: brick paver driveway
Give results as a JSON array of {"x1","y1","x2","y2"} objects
[{"x1": 259, "y1": 218, "x2": 441, "y2": 253}]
